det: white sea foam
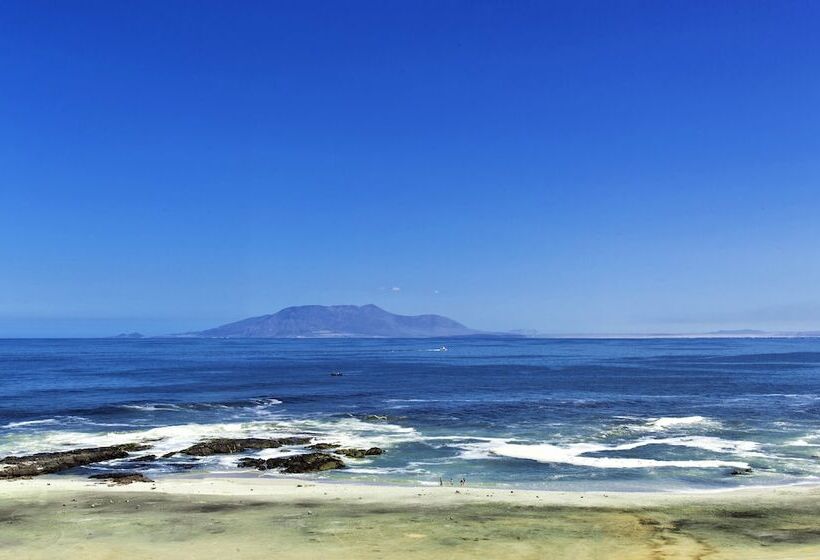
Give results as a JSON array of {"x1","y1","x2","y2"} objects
[
  {"x1": 120, "y1": 404, "x2": 188, "y2": 412},
  {"x1": 343, "y1": 466, "x2": 430, "y2": 475},
  {"x1": 0, "y1": 416, "x2": 419, "y2": 459},
  {"x1": 254, "y1": 398, "x2": 284, "y2": 406},
  {"x1": 620, "y1": 436, "x2": 761, "y2": 455},
  {"x1": 119, "y1": 399, "x2": 281, "y2": 413},
  {"x1": 645, "y1": 416, "x2": 720, "y2": 430},
  {"x1": 489, "y1": 441, "x2": 750, "y2": 469},
  {"x1": 786, "y1": 432, "x2": 820, "y2": 447},
  {"x1": 603, "y1": 416, "x2": 723, "y2": 437},
  {"x1": 453, "y1": 434, "x2": 761, "y2": 470},
  {"x1": 454, "y1": 438, "x2": 519, "y2": 460},
  {"x1": 1, "y1": 416, "x2": 118, "y2": 430},
  {"x1": 2, "y1": 419, "x2": 62, "y2": 429}
]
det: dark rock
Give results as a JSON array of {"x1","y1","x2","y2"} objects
[
  {"x1": 89, "y1": 472, "x2": 154, "y2": 485},
  {"x1": 237, "y1": 458, "x2": 267, "y2": 470},
  {"x1": 179, "y1": 437, "x2": 312, "y2": 456},
  {"x1": 0, "y1": 444, "x2": 149, "y2": 479},
  {"x1": 263, "y1": 453, "x2": 345, "y2": 473},
  {"x1": 729, "y1": 467, "x2": 753, "y2": 476},
  {"x1": 307, "y1": 443, "x2": 340, "y2": 450},
  {"x1": 131, "y1": 455, "x2": 157, "y2": 462},
  {"x1": 335, "y1": 447, "x2": 385, "y2": 459},
  {"x1": 161, "y1": 451, "x2": 177, "y2": 458}
]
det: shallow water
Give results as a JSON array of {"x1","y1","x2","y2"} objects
[{"x1": 1, "y1": 337, "x2": 819, "y2": 490}]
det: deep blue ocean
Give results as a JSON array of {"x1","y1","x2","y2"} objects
[{"x1": 1, "y1": 338, "x2": 819, "y2": 491}]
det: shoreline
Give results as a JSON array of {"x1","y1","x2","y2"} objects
[
  {"x1": 2, "y1": 476, "x2": 819, "y2": 559},
  {"x1": 4, "y1": 474, "x2": 820, "y2": 506}
]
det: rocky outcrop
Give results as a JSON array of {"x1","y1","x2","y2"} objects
[
  {"x1": 729, "y1": 467, "x2": 754, "y2": 476},
  {"x1": 131, "y1": 454, "x2": 157, "y2": 462},
  {"x1": 179, "y1": 437, "x2": 312, "y2": 456},
  {"x1": 237, "y1": 457, "x2": 267, "y2": 470},
  {"x1": 335, "y1": 447, "x2": 385, "y2": 458},
  {"x1": 238, "y1": 453, "x2": 345, "y2": 473},
  {"x1": 306, "y1": 444, "x2": 384, "y2": 457},
  {"x1": 0, "y1": 444, "x2": 148, "y2": 479},
  {"x1": 265, "y1": 453, "x2": 346, "y2": 473},
  {"x1": 89, "y1": 472, "x2": 154, "y2": 484},
  {"x1": 307, "y1": 443, "x2": 340, "y2": 450}
]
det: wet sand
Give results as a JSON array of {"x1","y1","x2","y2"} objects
[{"x1": 1, "y1": 477, "x2": 819, "y2": 559}]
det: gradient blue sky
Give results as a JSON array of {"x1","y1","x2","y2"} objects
[{"x1": 2, "y1": 1, "x2": 819, "y2": 337}]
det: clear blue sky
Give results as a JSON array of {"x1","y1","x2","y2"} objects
[{"x1": 2, "y1": 1, "x2": 819, "y2": 337}]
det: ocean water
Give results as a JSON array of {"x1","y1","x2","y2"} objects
[{"x1": 1, "y1": 337, "x2": 818, "y2": 491}]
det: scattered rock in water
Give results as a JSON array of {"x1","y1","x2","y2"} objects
[
  {"x1": 267, "y1": 453, "x2": 346, "y2": 473},
  {"x1": 178, "y1": 437, "x2": 312, "y2": 456},
  {"x1": 237, "y1": 458, "x2": 267, "y2": 470},
  {"x1": 89, "y1": 472, "x2": 154, "y2": 485},
  {"x1": 161, "y1": 451, "x2": 177, "y2": 458},
  {"x1": 729, "y1": 467, "x2": 754, "y2": 476},
  {"x1": 335, "y1": 447, "x2": 385, "y2": 459},
  {"x1": 0, "y1": 444, "x2": 149, "y2": 479},
  {"x1": 131, "y1": 455, "x2": 157, "y2": 462},
  {"x1": 307, "y1": 443, "x2": 341, "y2": 450},
  {"x1": 238, "y1": 453, "x2": 345, "y2": 473},
  {"x1": 365, "y1": 415, "x2": 388, "y2": 421}
]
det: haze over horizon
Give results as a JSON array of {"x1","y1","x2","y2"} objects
[{"x1": 2, "y1": 2, "x2": 819, "y2": 338}]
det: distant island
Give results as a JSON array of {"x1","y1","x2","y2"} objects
[
  {"x1": 180, "y1": 304, "x2": 480, "y2": 338},
  {"x1": 114, "y1": 332, "x2": 145, "y2": 339},
  {"x1": 115, "y1": 309, "x2": 820, "y2": 340}
]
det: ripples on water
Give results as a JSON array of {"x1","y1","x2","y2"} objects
[{"x1": 1, "y1": 338, "x2": 818, "y2": 490}]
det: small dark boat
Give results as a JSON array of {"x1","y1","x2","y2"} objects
[{"x1": 330, "y1": 371, "x2": 343, "y2": 377}]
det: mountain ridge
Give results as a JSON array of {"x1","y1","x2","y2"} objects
[{"x1": 182, "y1": 304, "x2": 479, "y2": 338}]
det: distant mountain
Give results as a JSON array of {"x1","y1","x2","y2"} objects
[
  {"x1": 184, "y1": 304, "x2": 479, "y2": 338},
  {"x1": 707, "y1": 329, "x2": 767, "y2": 336},
  {"x1": 114, "y1": 332, "x2": 145, "y2": 339},
  {"x1": 507, "y1": 328, "x2": 540, "y2": 336}
]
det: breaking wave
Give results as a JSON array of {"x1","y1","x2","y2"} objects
[{"x1": 455, "y1": 435, "x2": 761, "y2": 470}]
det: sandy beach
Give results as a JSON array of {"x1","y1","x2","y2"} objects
[{"x1": 2, "y1": 476, "x2": 819, "y2": 559}]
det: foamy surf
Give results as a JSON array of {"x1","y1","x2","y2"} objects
[
  {"x1": 488, "y1": 441, "x2": 752, "y2": 469},
  {"x1": 0, "y1": 416, "x2": 418, "y2": 460},
  {"x1": 3, "y1": 337, "x2": 819, "y2": 490},
  {"x1": 646, "y1": 416, "x2": 718, "y2": 430},
  {"x1": 452, "y1": 434, "x2": 763, "y2": 470},
  {"x1": 118, "y1": 397, "x2": 283, "y2": 413},
  {"x1": 2, "y1": 419, "x2": 62, "y2": 429}
]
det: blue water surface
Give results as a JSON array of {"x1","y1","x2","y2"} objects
[{"x1": 1, "y1": 338, "x2": 818, "y2": 491}]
